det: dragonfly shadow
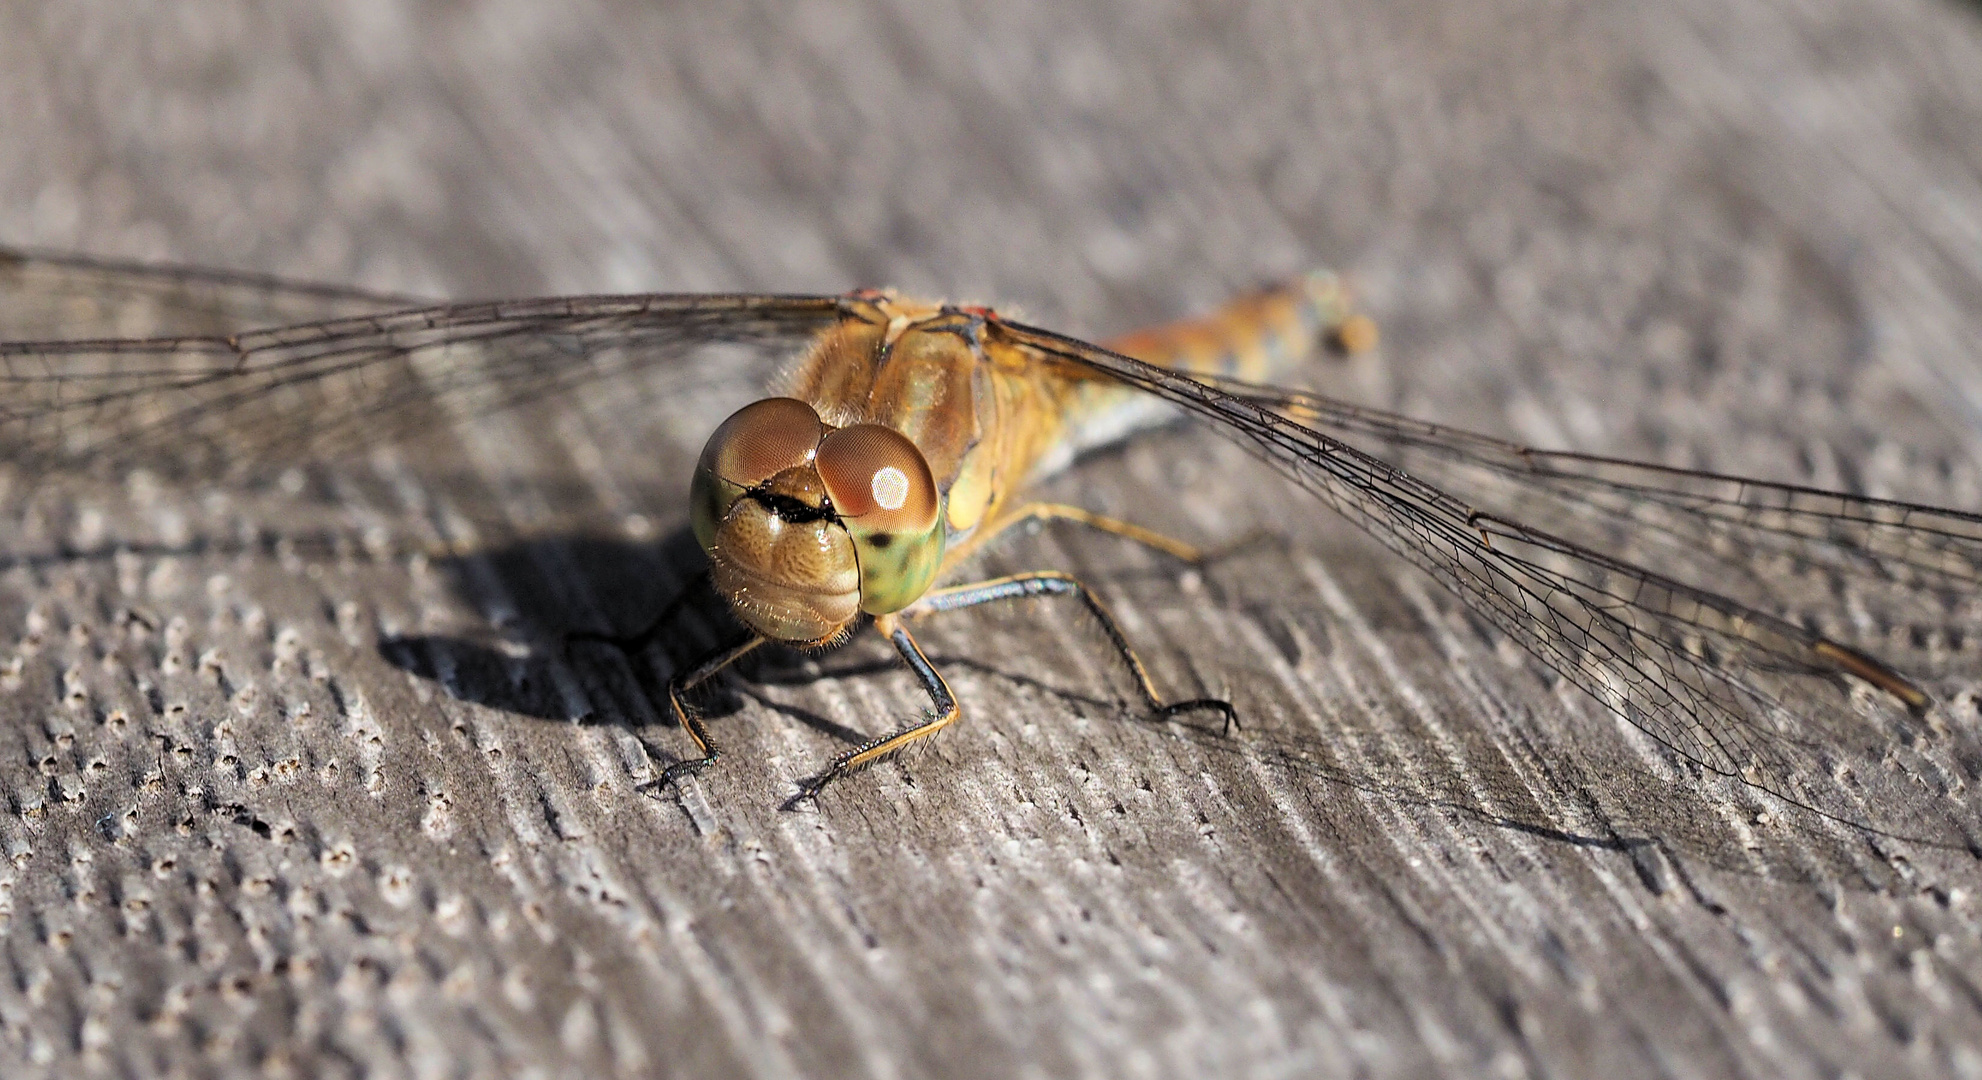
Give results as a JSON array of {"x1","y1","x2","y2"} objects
[
  {"x1": 368, "y1": 519, "x2": 1242, "y2": 761},
  {"x1": 1242, "y1": 705, "x2": 1981, "y2": 887},
  {"x1": 363, "y1": 521, "x2": 1974, "y2": 881},
  {"x1": 372, "y1": 526, "x2": 916, "y2": 755},
  {"x1": 1135, "y1": 715, "x2": 1858, "y2": 888},
  {"x1": 375, "y1": 527, "x2": 706, "y2": 721}
]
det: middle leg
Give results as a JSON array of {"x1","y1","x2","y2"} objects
[{"x1": 909, "y1": 570, "x2": 1237, "y2": 733}]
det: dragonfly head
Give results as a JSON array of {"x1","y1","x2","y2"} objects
[{"x1": 691, "y1": 398, "x2": 946, "y2": 646}]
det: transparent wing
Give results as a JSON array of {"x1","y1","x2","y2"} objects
[
  {"x1": 0, "y1": 247, "x2": 431, "y2": 340},
  {"x1": 0, "y1": 261, "x2": 844, "y2": 477},
  {"x1": 1201, "y1": 376, "x2": 1982, "y2": 672},
  {"x1": 997, "y1": 319, "x2": 1977, "y2": 807}
]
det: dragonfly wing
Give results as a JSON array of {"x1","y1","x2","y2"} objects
[
  {"x1": 0, "y1": 247, "x2": 431, "y2": 340},
  {"x1": 1195, "y1": 374, "x2": 1982, "y2": 679},
  {"x1": 0, "y1": 290, "x2": 844, "y2": 477},
  {"x1": 999, "y1": 320, "x2": 1950, "y2": 805}
]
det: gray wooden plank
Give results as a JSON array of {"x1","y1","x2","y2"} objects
[{"x1": 0, "y1": 1, "x2": 1980, "y2": 1077}]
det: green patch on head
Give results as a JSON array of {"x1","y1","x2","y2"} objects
[{"x1": 851, "y1": 519, "x2": 944, "y2": 615}]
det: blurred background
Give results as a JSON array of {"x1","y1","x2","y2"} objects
[{"x1": 3, "y1": 2, "x2": 1982, "y2": 1077}]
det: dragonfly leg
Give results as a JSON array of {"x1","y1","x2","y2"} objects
[
  {"x1": 797, "y1": 617, "x2": 959, "y2": 798},
  {"x1": 909, "y1": 570, "x2": 1238, "y2": 733},
  {"x1": 972, "y1": 502, "x2": 1277, "y2": 569},
  {"x1": 566, "y1": 572, "x2": 754, "y2": 789},
  {"x1": 650, "y1": 634, "x2": 765, "y2": 789},
  {"x1": 988, "y1": 503, "x2": 1207, "y2": 562}
]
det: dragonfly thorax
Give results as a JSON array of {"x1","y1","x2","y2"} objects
[{"x1": 691, "y1": 397, "x2": 947, "y2": 646}]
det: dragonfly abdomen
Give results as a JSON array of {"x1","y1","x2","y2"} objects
[{"x1": 1033, "y1": 270, "x2": 1372, "y2": 478}]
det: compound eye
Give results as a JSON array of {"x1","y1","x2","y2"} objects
[
  {"x1": 815, "y1": 424, "x2": 940, "y2": 534},
  {"x1": 699, "y1": 397, "x2": 826, "y2": 487}
]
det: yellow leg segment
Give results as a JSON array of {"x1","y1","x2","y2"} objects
[
  {"x1": 993, "y1": 503, "x2": 1206, "y2": 561},
  {"x1": 797, "y1": 615, "x2": 959, "y2": 797},
  {"x1": 907, "y1": 571, "x2": 1234, "y2": 732},
  {"x1": 943, "y1": 501, "x2": 1214, "y2": 570},
  {"x1": 799, "y1": 571, "x2": 1237, "y2": 799},
  {"x1": 655, "y1": 634, "x2": 764, "y2": 788}
]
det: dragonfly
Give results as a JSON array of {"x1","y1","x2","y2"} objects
[{"x1": 0, "y1": 247, "x2": 1974, "y2": 809}]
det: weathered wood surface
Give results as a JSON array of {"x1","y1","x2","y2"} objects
[{"x1": 2, "y1": 1, "x2": 1982, "y2": 1076}]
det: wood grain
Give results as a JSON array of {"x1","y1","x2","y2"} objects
[{"x1": 1, "y1": 1, "x2": 1981, "y2": 1077}]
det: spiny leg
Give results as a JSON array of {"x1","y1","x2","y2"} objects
[
  {"x1": 652, "y1": 634, "x2": 765, "y2": 789},
  {"x1": 941, "y1": 507, "x2": 1250, "y2": 732},
  {"x1": 798, "y1": 616, "x2": 958, "y2": 798},
  {"x1": 798, "y1": 557, "x2": 1237, "y2": 799},
  {"x1": 971, "y1": 502, "x2": 1273, "y2": 571},
  {"x1": 912, "y1": 570, "x2": 1237, "y2": 733},
  {"x1": 563, "y1": 571, "x2": 749, "y2": 790},
  {"x1": 991, "y1": 503, "x2": 1207, "y2": 562}
]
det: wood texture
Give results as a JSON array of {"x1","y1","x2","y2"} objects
[{"x1": 2, "y1": 1, "x2": 1982, "y2": 1076}]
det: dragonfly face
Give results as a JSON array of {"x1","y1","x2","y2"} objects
[{"x1": 690, "y1": 396, "x2": 945, "y2": 646}]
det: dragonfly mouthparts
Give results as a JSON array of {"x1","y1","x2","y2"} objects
[{"x1": 747, "y1": 487, "x2": 837, "y2": 524}]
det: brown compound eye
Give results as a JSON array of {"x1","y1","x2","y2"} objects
[
  {"x1": 815, "y1": 424, "x2": 939, "y2": 534},
  {"x1": 700, "y1": 397, "x2": 826, "y2": 487}
]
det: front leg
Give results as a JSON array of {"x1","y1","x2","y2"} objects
[
  {"x1": 795, "y1": 615, "x2": 959, "y2": 799},
  {"x1": 653, "y1": 634, "x2": 764, "y2": 789}
]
